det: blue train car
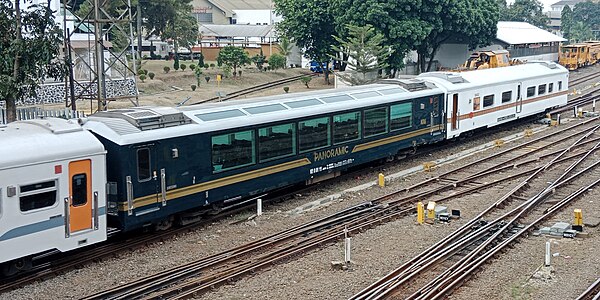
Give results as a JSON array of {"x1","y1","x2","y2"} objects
[{"x1": 83, "y1": 81, "x2": 445, "y2": 231}]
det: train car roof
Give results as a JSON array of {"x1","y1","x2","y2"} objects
[
  {"x1": 83, "y1": 82, "x2": 443, "y2": 146},
  {"x1": 0, "y1": 118, "x2": 105, "y2": 170},
  {"x1": 417, "y1": 61, "x2": 568, "y2": 92}
]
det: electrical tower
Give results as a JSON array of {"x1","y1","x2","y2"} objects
[{"x1": 62, "y1": 0, "x2": 139, "y2": 113}]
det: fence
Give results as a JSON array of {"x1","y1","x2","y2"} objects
[{"x1": 0, "y1": 107, "x2": 86, "y2": 124}]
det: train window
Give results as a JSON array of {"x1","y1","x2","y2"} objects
[
  {"x1": 195, "y1": 109, "x2": 246, "y2": 122},
  {"x1": 321, "y1": 95, "x2": 353, "y2": 103},
  {"x1": 285, "y1": 99, "x2": 322, "y2": 108},
  {"x1": 538, "y1": 84, "x2": 546, "y2": 95},
  {"x1": 258, "y1": 124, "x2": 296, "y2": 162},
  {"x1": 527, "y1": 87, "x2": 535, "y2": 98},
  {"x1": 558, "y1": 81, "x2": 563, "y2": 91},
  {"x1": 211, "y1": 130, "x2": 256, "y2": 172},
  {"x1": 351, "y1": 91, "x2": 380, "y2": 99},
  {"x1": 137, "y1": 148, "x2": 151, "y2": 182},
  {"x1": 19, "y1": 180, "x2": 57, "y2": 212},
  {"x1": 548, "y1": 83, "x2": 554, "y2": 93},
  {"x1": 390, "y1": 102, "x2": 412, "y2": 131},
  {"x1": 333, "y1": 112, "x2": 361, "y2": 144},
  {"x1": 298, "y1": 117, "x2": 331, "y2": 152},
  {"x1": 244, "y1": 104, "x2": 287, "y2": 115},
  {"x1": 483, "y1": 95, "x2": 494, "y2": 108},
  {"x1": 72, "y1": 174, "x2": 88, "y2": 207},
  {"x1": 364, "y1": 107, "x2": 389, "y2": 137},
  {"x1": 502, "y1": 91, "x2": 512, "y2": 103}
]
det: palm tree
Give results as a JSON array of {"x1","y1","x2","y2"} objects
[{"x1": 277, "y1": 37, "x2": 293, "y2": 68}]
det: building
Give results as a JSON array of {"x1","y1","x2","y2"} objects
[
  {"x1": 190, "y1": 0, "x2": 278, "y2": 25},
  {"x1": 194, "y1": 24, "x2": 279, "y2": 60},
  {"x1": 546, "y1": 0, "x2": 586, "y2": 34},
  {"x1": 431, "y1": 22, "x2": 565, "y2": 70}
]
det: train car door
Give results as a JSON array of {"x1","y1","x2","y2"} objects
[
  {"x1": 68, "y1": 160, "x2": 92, "y2": 233},
  {"x1": 516, "y1": 83, "x2": 522, "y2": 114},
  {"x1": 451, "y1": 94, "x2": 459, "y2": 130},
  {"x1": 133, "y1": 145, "x2": 162, "y2": 212}
]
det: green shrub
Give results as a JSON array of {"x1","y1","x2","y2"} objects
[
  {"x1": 139, "y1": 74, "x2": 147, "y2": 82},
  {"x1": 191, "y1": 84, "x2": 197, "y2": 91},
  {"x1": 189, "y1": 64, "x2": 196, "y2": 70},
  {"x1": 209, "y1": 63, "x2": 215, "y2": 69},
  {"x1": 180, "y1": 64, "x2": 187, "y2": 71},
  {"x1": 204, "y1": 63, "x2": 209, "y2": 69},
  {"x1": 268, "y1": 53, "x2": 286, "y2": 70},
  {"x1": 205, "y1": 76, "x2": 210, "y2": 83},
  {"x1": 163, "y1": 66, "x2": 170, "y2": 73},
  {"x1": 148, "y1": 72, "x2": 155, "y2": 80},
  {"x1": 300, "y1": 76, "x2": 312, "y2": 88},
  {"x1": 283, "y1": 86, "x2": 289, "y2": 93},
  {"x1": 173, "y1": 58, "x2": 180, "y2": 70}
]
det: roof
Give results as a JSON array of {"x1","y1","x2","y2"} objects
[
  {"x1": 0, "y1": 118, "x2": 105, "y2": 170},
  {"x1": 203, "y1": 0, "x2": 272, "y2": 16},
  {"x1": 418, "y1": 61, "x2": 567, "y2": 92},
  {"x1": 200, "y1": 24, "x2": 275, "y2": 38},
  {"x1": 496, "y1": 22, "x2": 566, "y2": 45},
  {"x1": 551, "y1": 0, "x2": 584, "y2": 7}
]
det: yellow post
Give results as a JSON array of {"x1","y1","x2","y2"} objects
[
  {"x1": 524, "y1": 129, "x2": 533, "y2": 137},
  {"x1": 417, "y1": 202, "x2": 425, "y2": 224},
  {"x1": 494, "y1": 139, "x2": 505, "y2": 147},
  {"x1": 216, "y1": 74, "x2": 222, "y2": 88},
  {"x1": 574, "y1": 209, "x2": 583, "y2": 226},
  {"x1": 427, "y1": 201, "x2": 436, "y2": 220},
  {"x1": 378, "y1": 173, "x2": 385, "y2": 187}
]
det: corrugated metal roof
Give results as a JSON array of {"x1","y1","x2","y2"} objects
[
  {"x1": 496, "y1": 22, "x2": 566, "y2": 45},
  {"x1": 205, "y1": 0, "x2": 271, "y2": 16},
  {"x1": 551, "y1": 0, "x2": 584, "y2": 6},
  {"x1": 200, "y1": 24, "x2": 275, "y2": 38}
]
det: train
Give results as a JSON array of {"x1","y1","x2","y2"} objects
[
  {"x1": 559, "y1": 41, "x2": 600, "y2": 71},
  {"x1": 0, "y1": 61, "x2": 569, "y2": 276}
]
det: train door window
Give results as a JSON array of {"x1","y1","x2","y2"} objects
[
  {"x1": 333, "y1": 112, "x2": 361, "y2": 144},
  {"x1": 364, "y1": 107, "x2": 388, "y2": 137},
  {"x1": 526, "y1": 86, "x2": 536, "y2": 98},
  {"x1": 502, "y1": 91, "x2": 512, "y2": 103},
  {"x1": 298, "y1": 117, "x2": 330, "y2": 152},
  {"x1": 137, "y1": 148, "x2": 151, "y2": 182},
  {"x1": 483, "y1": 95, "x2": 494, "y2": 108},
  {"x1": 473, "y1": 96, "x2": 481, "y2": 110},
  {"x1": 558, "y1": 81, "x2": 563, "y2": 91},
  {"x1": 548, "y1": 83, "x2": 554, "y2": 93},
  {"x1": 19, "y1": 180, "x2": 57, "y2": 212},
  {"x1": 258, "y1": 123, "x2": 296, "y2": 162},
  {"x1": 72, "y1": 174, "x2": 88, "y2": 206},
  {"x1": 390, "y1": 102, "x2": 412, "y2": 131},
  {"x1": 211, "y1": 130, "x2": 256, "y2": 172},
  {"x1": 538, "y1": 84, "x2": 546, "y2": 95}
]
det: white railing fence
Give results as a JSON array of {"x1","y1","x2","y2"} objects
[{"x1": 0, "y1": 107, "x2": 86, "y2": 124}]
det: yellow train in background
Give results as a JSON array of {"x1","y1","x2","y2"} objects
[{"x1": 559, "y1": 41, "x2": 600, "y2": 70}]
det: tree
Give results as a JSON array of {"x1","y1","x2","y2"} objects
[
  {"x1": 268, "y1": 53, "x2": 286, "y2": 70},
  {"x1": 573, "y1": 1, "x2": 600, "y2": 32},
  {"x1": 561, "y1": 5, "x2": 574, "y2": 42},
  {"x1": 503, "y1": 0, "x2": 548, "y2": 28},
  {"x1": 415, "y1": 0, "x2": 499, "y2": 72},
  {"x1": 217, "y1": 46, "x2": 250, "y2": 77},
  {"x1": 571, "y1": 21, "x2": 594, "y2": 43},
  {"x1": 274, "y1": 0, "x2": 337, "y2": 84},
  {"x1": 332, "y1": 24, "x2": 389, "y2": 84},
  {"x1": 251, "y1": 49, "x2": 267, "y2": 71},
  {"x1": 1, "y1": 0, "x2": 66, "y2": 123},
  {"x1": 277, "y1": 37, "x2": 293, "y2": 68}
]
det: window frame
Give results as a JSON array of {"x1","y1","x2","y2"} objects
[
  {"x1": 548, "y1": 83, "x2": 554, "y2": 93},
  {"x1": 71, "y1": 173, "x2": 88, "y2": 207},
  {"x1": 363, "y1": 106, "x2": 389, "y2": 138},
  {"x1": 538, "y1": 84, "x2": 546, "y2": 95},
  {"x1": 526, "y1": 86, "x2": 536, "y2": 98},
  {"x1": 19, "y1": 180, "x2": 58, "y2": 213},
  {"x1": 483, "y1": 94, "x2": 495, "y2": 108},
  {"x1": 501, "y1": 91, "x2": 512, "y2": 103},
  {"x1": 136, "y1": 148, "x2": 152, "y2": 182},
  {"x1": 258, "y1": 123, "x2": 297, "y2": 163},
  {"x1": 390, "y1": 102, "x2": 413, "y2": 131},
  {"x1": 333, "y1": 111, "x2": 361, "y2": 145},
  {"x1": 298, "y1": 116, "x2": 332, "y2": 153},
  {"x1": 211, "y1": 130, "x2": 257, "y2": 173},
  {"x1": 558, "y1": 81, "x2": 563, "y2": 91}
]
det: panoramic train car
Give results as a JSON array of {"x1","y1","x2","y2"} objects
[
  {"x1": 419, "y1": 61, "x2": 568, "y2": 139},
  {"x1": 0, "y1": 119, "x2": 107, "y2": 275},
  {"x1": 83, "y1": 84, "x2": 446, "y2": 231}
]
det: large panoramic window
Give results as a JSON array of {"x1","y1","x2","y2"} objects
[
  {"x1": 364, "y1": 107, "x2": 388, "y2": 137},
  {"x1": 298, "y1": 117, "x2": 330, "y2": 152},
  {"x1": 390, "y1": 103, "x2": 412, "y2": 131},
  {"x1": 333, "y1": 112, "x2": 361, "y2": 144},
  {"x1": 211, "y1": 131, "x2": 255, "y2": 172},
  {"x1": 258, "y1": 124, "x2": 296, "y2": 162}
]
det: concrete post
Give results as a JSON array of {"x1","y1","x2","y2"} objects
[
  {"x1": 257, "y1": 198, "x2": 262, "y2": 217},
  {"x1": 545, "y1": 241, "x2": 551, "y2": 267},
  {"x1": 344, "y1": 227, "x2": 351, "y2": 263}
]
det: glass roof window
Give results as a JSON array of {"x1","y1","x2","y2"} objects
[
  {"x1": 320, "y1": 94, "x2": 354, "y2": 103},
  {"x1": 379, "y1": 88, "x2": 406, "y2": 95},
  {"x1": 284, "y1": 98, "x2": 323, "y2": 108},
  {"x1": 195, "y1": 109, "x2": 246, "y2": 121},
  {"x1": 244, "y1": 104, "x2": 287, "y2": 114},
  {"x1": 351, "y1": 91, "x2": 381, "y2": 99}
]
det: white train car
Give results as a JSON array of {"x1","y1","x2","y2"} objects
[
  {"x1": 0, "y1": 119, "x2": 107, "y2": 276},
  {"x1": 418, "y1": 61, "x2": 569, "y2": 139}
]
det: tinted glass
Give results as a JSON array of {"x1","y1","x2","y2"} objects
[
  {"x1": 333, "y1": 112, "x2": 360, "y2": 144},
  {"x1": 502, "y1": 91, "x2": 512, "y2": 103},
  {"x1": 212, "y1": 131, "x2": 255, "y2": 172},
  {"x1": 321, "y1": 95, "x2": 353, "y2": 103},
  {"x1": 548, "y1": 83, "x2": 554, "y2": 93},
  {"x1": 390, "y1": 103, "x2": 412, "y2": 130},
  {"x1": 196, "y1": 109, "x2": 246, "y2": 121},
  {"x1": 258, "y1": 124, "x2": 296, "y2": 161},
  {"x1": 483, "y1": 95, "x2": 494, "y2": 108},
  {"x1": 244, "y1": 104, "x2": 287, "y2": 114},
  {"x1": 298, "y1": 117, "x2": 330, "y2": 152},
  {"x1": 72, "y1": 174, "x2": 87, "y2": 206},
  {"x1": 364, "y1": 107, "x2": 388, "y2": 137},
  {"x1": 137, "y1": 148, "x2": 151, "y2": 181},
  {"x1": 527, "y1": 86, "x2": 535, "y2": 97},
  {"x1": 538, "y1": 84, "x2": 546, "y2": 95},
  {"x1": 285, "y1": 99, "x2": 322, "y2": 108},
  {"x1": 351, "y1": 91, "x2": 380, "y2": 99}
]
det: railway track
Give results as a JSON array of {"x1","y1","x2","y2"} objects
[
  {"x1": 577, "y1": 278, "x2": 600, "y2": 300},
  {"x1": 81, "y1": 119, "x2": 600, "y2": 300},
  {"x1": 569, "y1": 69, "x2": 600, "y2": 87},
  {"x1": 190, "y1": 73, "x2": 318, "y2": 105},
  {"x1": 351, "y1": 125, "x2": 600, "y2": 299}
]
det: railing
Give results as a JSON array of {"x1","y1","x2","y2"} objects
[{"x1": 0, "y1": 107, "x2": 86, "y2": 124}]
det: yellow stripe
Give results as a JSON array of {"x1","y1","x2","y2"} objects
[
  {"x1": 120, "y1": 158, "x2": 312, "y2": 211},
  {"x1": 352, "y1": 125, "x2": 443, "y2": 153}
]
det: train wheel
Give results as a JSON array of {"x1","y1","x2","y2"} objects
[
  {"x1": 1, "y1": 257, "x2": 32, "y2": 277},
  {"x1": 154, "y1": 216, "x2": 174, "y2": 231}
]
